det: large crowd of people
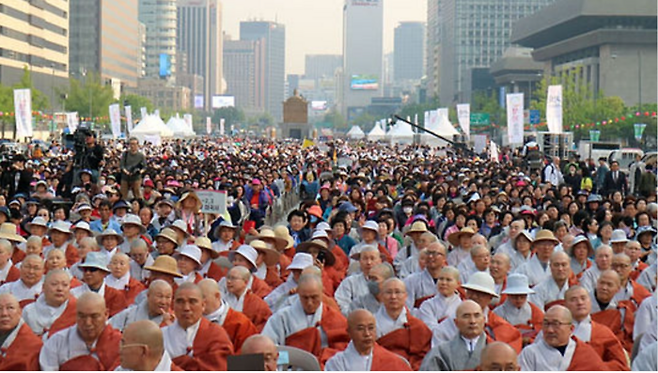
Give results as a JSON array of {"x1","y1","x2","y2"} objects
[{"x1": 0, "y1": 133, "x2": 655, "y2": 371}]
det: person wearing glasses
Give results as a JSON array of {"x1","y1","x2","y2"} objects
[
  {"x1": 117, "y1": 320, "x2": 181, "y2": 371},
  {"x1": 403, "y1": 242, "x2": 447, "y2": 310},
  {"x1": 478, "y1": 342, "x2": 520, "y2": 371},
  {"x1": 70, "y1": 252, "x2": 127, "y2": 317},
  {"x1": 610, "y1": 253, "x2": 651, "y2": 306},
  {"x1": 0, "y1": 254, "x2": 44, "y2": 308},
  {"x1": 518, "y1": 305, "x2": 606, "y2": 370}
]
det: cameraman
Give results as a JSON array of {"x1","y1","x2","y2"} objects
[
  {"x1": 73, "y1": 130, "x2": 104, "y2": 184},
  {"x1": 120, "y1": 137, "x2": 146, "y2": 199},
  {"x1": 1, "y1": 154, "x2": 32, "y2": 199}
]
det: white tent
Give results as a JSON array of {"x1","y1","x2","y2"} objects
[
  {"x1": 131, "y1": 114, "x2": 174, "y2": 143},
  {"x1": 346, "y1": 125, "x2": 365, "y2": 139},
  {"x1": 387, "y1": 121, "x2": 414, "y2": 145},
  {"x1": 422, "y1": 112, "x2": 460, "y2": 147},
  {"x1": 166, "y1": 114, "x2": 196, "y2": 137},
  {"x1": 368, "y1": 122, "x2": 386, "y2": 141}
]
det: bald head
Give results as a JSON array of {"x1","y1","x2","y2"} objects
[
  {"x1": 228, "y1": 265, "x2": 251, "y2": 281},
  {"x1": 198, "y1": 278, "x2": 221, "y2": 314},
  {"x1": 546, "y1": 305, "x2": 572, "y2": 324},
  {"x1": 455, "y1": 300, "x2": 485, "y2": 339},
  {"x1": 301, "y1": 265, "x2": 322, "y2": 277},
  {"x1": 0, "y1": 293, "x2": 21, "y2": 332},
  {"x1": 77, "y1": 291, "x2": 106, "y2": 311},
  {"x1": 121, "y1": 320, "x2": 165, "y2": 370},
  {"x1": 480, "y1": 342, "x2": 519, "y2": 371},
  {"x1": 347, "y1": 309, "x2": 377, "y2": 355},
  {"x1": 241, "y1": 334, "x2": 279, "y2": 371}
]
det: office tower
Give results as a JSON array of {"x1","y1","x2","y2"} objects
[
  {"x1": 223, "y1": 39, "x2": 266, "y2": 116},
  {"x1": 305, "y1": 55, "x2": 342, "y2": 80},
  {"x1": 394, "y1": 22, "x2": 425, "y2": 81},
  {"x1": 139, "y1": 0, "x2": 177, "y2": 82}
]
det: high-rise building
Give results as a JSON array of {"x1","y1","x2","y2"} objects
[
  {"x1": 342, "y1": 0, "x2": 384, "y2": 121},
  {"x1": 427, "y1": 0, "x2": 556, "y2": 104},
  {"x1": 223, "y1": 39, "x2": 266, "y2": 116},
  {"x1": 176, "y1": 0, "x2": 223, "y2": 111},
  {"x1": 305, "y1": 55, "x2": 342, "y2": 80},
  {"x1": 70, "y1": 0, "x2": 141, "y2": 91},
  {"x1": 139, "y1": 0, "x2": 177, "y2": 82},
  {"x1": 0, "y1": 0, "x2": 69, "y2": 107},
  {"x1": 240, "y1": 21, "x2": 285, "y2": 121},
  {"x1": 426, "y1": 0, "x2": 440, "y2": 100},
  {"x1": 394, "y1": 22, "x2": 425, "y2": 81}
]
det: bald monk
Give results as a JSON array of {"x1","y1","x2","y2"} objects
[
  {"x1": 326, "y1": 309, "x2": 412, "y2": 371},
  {"x1": 0, "y1": 254, "x2": 44, "y2": 308},
  {"x1": 224, "y1": 245, "x2": 272, "y2": 297},
  {"x1": 106, "y1": 252, "x2": 146, "y2": 305},
  {"x1": 268, "y1": 264, "x2": 341, "y2": 312},
  {"x1": 117, "y1": 320, "x2": 182, "y2": 371},
  {"x1": 262, "y1": 274, "x2": 350, "y2": 365},
  {"x1": 335, "y1": 245, "x2": 381, "y2": 315},
  {"x1": 478, "y1": 342, "x2": 519, "y2": 371},
  {"x1": 241, "y1": 334, "x2": 280, "y2": 371},
  {"x1": 109, "y1": 279, "x2": 175, "y2": 332},
  {"x1": 0, "y1": 294, "x2": 42, "y2": 370},
  {"x1": 564, "y1": 285, "x2": 629, "y2": 370},
  {"x1": 162, "y1": 282, "x2": 234, "y2": 370},
  {"x1": 590, "y1": 269, "x2": 636, "y2": 352},
  {"x1": 403, "y1": 242, "x2": 447, "y2": 309},
  {"x1": 0, "y1": 239, "x2": 20, "y2": 285},
  {"x1": 199, "y1": 278, "x2": 257, "y2": 352},
  {"x1": 39, "y1": 292, "x2": 122, "y2": 370},
  {"x1": 416, "y1": 266, "x2": 462, "y2": 330},
  {"x1": 22, "y1": 269, "x2": 77, "y2": 339},
  {"x1": 375, "y1": 278, "x2": 432, "y2": 370},
  {"x1": 611, "y1": 253, "x2": 651, "y2": 306},
  {"x1": 519, "y1": 305, "x2": 607, "y2": 370},
  {"x1": 349, "y1": 262, "x2": 395, "y2": 315},
  {"x1": 528, "y1": 251, "x2": 578, "y2": 311},
  {"x1": 579, "y1": 245, "x2": 614, "y2": 293},
  {"x1": 223, "y1": 266, "x2": 272, "y2": 331}
]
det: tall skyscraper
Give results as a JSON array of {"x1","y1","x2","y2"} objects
[
  {"x1": 427, "y1": 0, "x2": 556, "y2": 104},
  {"x1": 342, "y1": 0, "x2": 384, "y2": 120},
  {"x1": 240, "y1": 21, "x2": 285, "y2": 121},
  {"x1": 394, "y1": 22, "x2": 425, "y2": 81},
  {"x1": 223, "y1": 39, "x2": 266, "y2": 116},
  {"x1": 0, "y1": 0, "x2": 69, "y2": 103},
  {"x1": 305, "y1": 55, "x2": 342, "y2": 80},
  {"x1": 139, "y1": 0, "x2": 177, "y2": 82},
  {"x1": 70, "y1": 0, "x2": 141, "y2": 90},
  {"x1": 177, "y1": 0, "x2": 223, "y2": 111}
]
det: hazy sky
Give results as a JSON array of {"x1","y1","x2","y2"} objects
[{"x1": 222, "y1": 0, "x2": 427, "y2": 75}]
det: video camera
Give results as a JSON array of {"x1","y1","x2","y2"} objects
[{"x1": 62, "y1": 122, "x2": 94, "y2": 152}]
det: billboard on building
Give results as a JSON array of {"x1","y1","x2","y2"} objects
[
  {"x1": 311, "y1": 101, "x2": 327, "y2": 111},
  {"x1": 212, "y1": 96, "x2": 235, "y2": 109},
  {"x1": 350, "y1": 74, "x2": 379, "y2": 90},
  {"x1": 159, "y1": 54, "x2": 171, "y2": 77},
  {"x1": 194, "y1": 95, "x2": 204, "y2": 109}
]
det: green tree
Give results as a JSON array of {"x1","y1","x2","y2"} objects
[
  {"x1": 14, "y1": 67, "x2": 50, "y2": 111},
  {"x1": 61, "y1": 72, "x2": 114, "y2": 121},
  {"x1": 248, "y1": 112, "x2": 275, "y2": 128},
  {"x1": 120, "y1": 94, "x2": 154, "y2": 114},
  {"x1": 212, "y1": 106, "x2": 245, "y2": 128},
  {"x1": 351, "y1": 112, "x2": 376, "y2": 132},
  {"x1": 397, "y1": 97, "x2": 440, "y2": 127},
  {"x1": 323, "y1": 108, "x2": 347, "y2": 130}
]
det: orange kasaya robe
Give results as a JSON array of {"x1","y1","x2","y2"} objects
[
  {"x1": 513, "y1": 302, "x2": 544, "y2": 345},
  {"x1": 41, "y1": 236, "x2": 52, "y2": 248},
  {"x1": 0, "y1": 323, "x2": 43, "y2": 371},
  {"x1": 278, "y1": 254, "x2": 292, "y2": 282},
  {"x1": 330, "y1": 244, "x2": 349, "y2": 275},
  {"x1": 123, "y1": 277, "x2": 147, "y2": 305},
  {"x1": 491, "y1": 277, "x2": 508, "y2": 309},
  {"x1": 59, "y1": 324, "x2": 121, "y2": 371},
  {"x1": 543, "y1": 276, "x2": 581, "y2": 311},
  {"x1": 377, "y1": 243, "x2": 393, "y2": 264},
  {"x1": 566, "y1": 337, "x2": 609, "y2": 371},
  {"x1": 250, "y1": 276, "x2": 273, "y2": 298},
  {"x1": 591, "y1": 300, "x2": 635, "y2": 352},
  {"x1": 45, "y1": 297, "x2": 78, "y2": 339},
  {"x1": 10, "y1": 249, "x2": 25, "y2": 266},
  {"x1": 486, "y1": 310, "x2": 523, "y2": 353},
  {"x1": 204, "y1": 261, "x2": 228, "y2": 282},
  {"x1": 222, "y1": 308, "x2": 258, "y2": 353},
  {"x1": 629, "y1": 262, "x2": 648, "y2": 282},
  {"x1": 283, "y1": 246, "x2": 295, "y2": 260},
  {"x1": 0, "y1": 265, "x2": 20, "y2": 286},
  {"x1": 104, "y1": 285, "x2": 128, "y2": 317},
  {"x1": 588, "y1": 320, "x2": 630, "y2": 371},
  {"x1": 70, "y1": 277, "x2": 83, "y2": 288},
  {"x1": 628, "y1": 280, "x2": 651, "y2": 306},
  {"x1": 64, "y1": 243, "x2": 80, "y2": 268},
  {"x1": 265, "y1": 266, "x2": 284, "y2": 289},
  {"x1": 284, "y1": 303, "x2": 350, "y2": 367},
  {"x1": 370, "y1": 343, "x2": 413, "y2": 371},
  {"x1": 376, "y1": 311, "x2": 432, "y2": 371},
  {"x1": 241, "y1": 290, "x2": 273, "y2": 332},
  {"x1": 171, "y1": 317, "x2": 234, "y2": 371}
]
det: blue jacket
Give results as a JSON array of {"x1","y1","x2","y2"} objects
[{"x1": 90, "y1": 217, "x2": 122, "y2": 233}]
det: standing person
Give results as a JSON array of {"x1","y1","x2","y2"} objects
[
  {"x1": 1, "y1": 154, "x2": 32, "y2": 199},
  {"x1": 594, "y1": 158, "x2": 609, "y2": 194},
  {"x1": 120, "y1": 137, "x2": 146, "y2": 200},
  {"x1": 629, "y1": 154, "x2": 645, "y2": 196},
  {"x1": 602, "y1": 161, "x2": 628, "y2": 197}
]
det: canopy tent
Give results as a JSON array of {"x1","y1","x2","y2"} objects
[
  {"x1": 131, "y1": 115, "x2": 174, "y2": 143},
  {"x1": 368, "y1": 122, "x2": 386, "y2": 141},
  {"x1": 387, "y1": 121, "x2": 414, "y2": 145},
  {"x1": 422, "y1": 113, "x2": 460, "y2": 147},
  {"x1": 346, "y1": 125, "x2": 365, "y2": 139},
  {"x1": 166, "y1": 114, "x2": 196, "y2": 137}
]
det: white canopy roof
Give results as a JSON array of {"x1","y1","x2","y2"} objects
[
  {"x1": 346, "y1": 125, "x2": 365, "y2": 139},
  {"x1": 131, "y1": 115, "x2": 174, "y2": 142},
  {"x1": 368, "y1": 122, "x2": 386, "y2": 141},
  {"x1": 166, "y1": 114, "x2": 196, "y2": 137},
  {"x1": 387, "y1": 121, "x2": 414, "y2": 145}
]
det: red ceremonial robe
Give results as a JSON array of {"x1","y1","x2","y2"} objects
[
  {"x1": 250, "y1": 276, "x2": 273, "y2": 298},
  {"x1": 222, "y1": 308, "x2": 258, "y2": 353},
  {"x1": 589, "y1": 320, "x2": 630, "y2": 371},
  {"x1": 241, "y1": 290, "x2": 273, "y2": 332},
  {"x1": 123, "y1": 277, "x2": 146, "y2": 305},
  {"x1": 265, "y1": 266, "x2": 284, "y2": 289},
  {"x1": 10, "y1": 249, "x2": 25, "y2": 266},
  {"x1": 370, "y1": 343, "x2": 413, "y2": 371},
  {"x1": 0, "y1": 323, "x2": 42, "y2": 371},
  {"x1": 204, "y1": 261, "x2": 228, "y2": 282},
  {"x1": 630, "y1": 262, "x2": 648, "y2": 282},
  {"x1": 628, "y1": 279, "x2": 651, "y2": 306},
  {"x1": 513, "y1": 302, "x2": 544, "y2": 345},
  {"x1": 566, "y1": 337, "x2": 609, "y2": 371},
  {"x1": 64, "y1": 243, "x2": 80, "y2": 268},
  {"x1": 59, "y1": 324, "x2": 121, "y2": 371},
  {"x1": 171, "y1": 317, "x2": 234, "y2": 371},
  {"x1": 376, "y1": 311, "x2": 432, "y2": 370},
  {"x1": 487, "y1": 310, "x2": 523, "y2": 353},
  {"x1": 103, "y1": 285, "x2": 128, "y2": 317},
  {"x1": 0, "y1": 265, "x2": 20, "y2": 286},
  {"x1": 591, "y1": 300, "x2": 635, "y2": 352},
  {"x1": 45, "y1": 297, "x2": 78, "y2": 339}
]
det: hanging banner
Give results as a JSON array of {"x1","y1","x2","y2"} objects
[
  {"x1": 183, "y1": 114, "x2": 193, "y2": 132},
  {"x1": 456, "y1": 104, "x2": 470, "y2": 138},
  {"x1": 490, "y1": 141, "x2": 499, "y2": 163},
  {"x1": 140, "y1": 107, "x2": 147, "y2": 119},
  {"x1": 424, "y1": 111, "x2": 429, "y2": 127},
  {"x1": 506, "y1": 93, "x2": 524, "y2": 144},
  {"x1": 109, "y1": 104, "x2": 121, "y2": 139},
  {"x1": 206, "y1": 117, "x2": 211, "y2": 135},
  {"x1": 546, "y1": 85, "x2": 563, "y2": 133},
  {"x1": 220, "y1": 118, "x2": 225, "y2": 135},
  {"x1": 125, "y1": 106, "x2": 133, "y2": 133},
  {"x1": 590, "y1": 130, "x2": 601, "y2": 142},
  {"x1": 634, "y1": 123, "x2": 647, "y2": 142},
  {"x1": 427, "y1": 110, "x2": 439, "y2": 131},
  {"x1": 473, "y1": 134, "x2": 487, "y2": 153},
  {"x1": 13, "y1": 89, "x2": 32, "y2": 138},
  {"x1": 66, "y1": 112, "x2": 79, "y2": 133}
]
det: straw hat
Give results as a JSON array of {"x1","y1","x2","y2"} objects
[
  {"x1": 569, "y1": 235, "x2": 594, "y2": 257},
  {"x1": 0, "y1": 223, "x2": 26, "y2": 243},
  {"x1": 96, "y1": 228, "x2": 125, "y2": 245},
  {"x1": 287, "y1": 253, "x2": 314, "y2": 270},
  {"x1": 177, "y1": 191, "x2": 202, "y2": 212},
  {"x1": 47, "y1": 221, "x2": 72, "y2": 238},
  {"x1": 144, "y1": 255, "x2": 183, "y2": 278},
  {"x1": 257, "y1": 228, "x2": 288, "y2": 251},
  {"x1": 249, "y1": 239, "x2": 281, "y2": 266},
  {"x1": 502, "y1": 273, "x2": 535, "y2": 295},
  {"x1": 296, "y1": 239, "x2": 336, "y2": 266},
  {"x1": 194, "y1": 236, "x2": 218, "y2": 259},
  {"x1": 532, "y1": 229, "x2": 559, "y2": 245},
  {"x1": 461, "y1": 272, "x2": 499, "y2": 297},
  {"x1": 228, "y1": 245, "x2": 258, "y2": 270},
  {"x1": 121, "y1": 214, "x2": 146, "y2": 234},
  {"x1": 155, "y1": 228, "x2": 180, "y2": 246},
  {"x1": 176, "y1": 245, "x2": 202, "y2": 268},
  {"x1": 273, "y1": 225, "x2": 294, "y2": 249},
  {"x1": 79, "y1": 252, "x2": 110, "y2": 273},
  {"x1": 448, "y1": 227, "x2": 476, "y2": 247},
  {"x1": 405, "y1": 220, "x2": 428, "y2": 235}
]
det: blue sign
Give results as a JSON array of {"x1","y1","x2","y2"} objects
[
  {"x1": 499, "y1": 86, "x2": 506, "y2": 108},
  {"x1": 159, "y1": 54, "x2": 171, "y2": 77},
  {"x1": 529, "y1": 110, "x2": 540, "y2": 124}
]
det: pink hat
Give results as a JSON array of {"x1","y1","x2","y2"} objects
[{"x1": 252, "y1": 178, "x2": 262, "y2": 185}]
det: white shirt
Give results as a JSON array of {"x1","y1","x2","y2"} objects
[
  {"x1": 162, "y1": 318, "x2": 202, "y2": 358},
  {"x1": 374, "y1": 305, "x2": 407, "y2": 338},
  {"x1": 71, "y1": 281, "x2": 107, "y2": 298},
  {"x1": 416, "y1": 292, "x2": 461, "y2": 330},
  {"x1": 572, "y1": 316, "x2": 593, "y2": 342},
  {"x1": 105, "y1": 272, "x2": 130, "y2": 291},
  {"x1": 529, "y1": 277, "x2": 570, "y2": 310},
  {"x1": 22, "y1": 294, "x2": 69, "y2": 338},
  {"x1": 325, "y1": 340, "x2": 372, "y2": 371},
  {"x1": 0, "y1": 259, "x2": 14, "y2": 283},
  {"x1": 223, "y1": 287, "x2": 247, "y2": 312},
  {"x1": 0, "y1": 278, "x2": 43, "y2": 302},
  {"x1": 204, "y1": 300, "x2": 230, "y2": 325},
  {"x1": 39, "y1": 324, "x2": 102, "y2": 371},
  {"x1": 493, "y1": 299, "x2": 533, "y2": 326},
  {"x1": 129, "y1": 256, "x2": 153, "y2": 283},
  {"x1": 403, "y1": 269, "x2": 439, "y2": 309},
  {"x1": 264, "y1": 275, "x2": 297, "y2": 312},
  {"x1": 519, "y1": 336, "x2": 577, "y2": 371},
  {"x1": 579, "y1": 264, "x2": 603, "y2": 293},
  {"x1": 514, "y1": 255, "x2": 551, "y2": 287},
  {"x1": 261, "y1": 298, "x2": 328, "y2": 347},
  {"x1": 109, "y1": 299, "x2": 164, "y2": 332},
  {"x1": 461, "y1": 334, "x2": 481, "y2": 352},
  {"x1": 115, "y1": 351, "x2": 175, "y2": 371},
  {"x1": 334, "y1": 273, "x2": 369, "y2": 316},
  {"x1": 447, "y1": 247, "x2": 470, "y2": 267}
]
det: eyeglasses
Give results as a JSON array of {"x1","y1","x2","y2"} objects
[
  {"x1": 119, "y1": 342, "x2": 147, "y2": 350},
  {"x1": 426, "y1": 251, "x2": 444, "y2": 257},
  {"x1": 382, "y1": 290, "x2": 405, "y2": 296},
  {"x1": 611, "y1": 263, "x2": 631, "y2": 269},
  {"x1": 542, "y1": 321, "x2": 571, "y2": 329},
  {"x1": 82, "y1": 267, "x2": 101, "y2": 273}
]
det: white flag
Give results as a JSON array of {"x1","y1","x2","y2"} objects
[
  {"x1": 546, "y1": 85, "x2": 563, "y2": 134},
  {"x1": 140, "y1": 107, "x2": 147, "y2": 119},
  {"x1": 506, "y1": 93, "x2": 524, "y2": 144},
  {"x1": 109, "y1": 104, "x2": 121, "y2": 139},
  {"x1": 125, "y1": 106, "x2": 133, "y2": 133},
  {"x1": 220, "y1": 118, "x2": 225, "y2": 135},
  {"x1": 183, "y1": 114, "x2": 193, "y2": 131},
  {"x1": 424, "y1": 111, "x2": 430, "y2": 128},
  {"x1": 490, "y1": 141, "x2": 499, "y2": 162},
  {"x1": 206, "y1": 117, "x2": 211, "y2": 135},
  {"x1": 13, "y1": 89, "x2": 32, "y2": 138},
  {"x1": 456, "y1": 104, "x2": 470, "y2": 139},
  {"x1": 66, "y1": 112, "x2": 79, "y2": 133}
]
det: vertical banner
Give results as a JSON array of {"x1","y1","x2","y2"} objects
[
  {"x1": 125, "y1": 106, "x2": 133, "y2": 133},
  {"x1": 13, "y1": 89, "x2": 32, "y2": 138},
  {"x1": 424, "y1": 111, "x2": 429, "y2": 127},
  {"x1": 490, "y1": 141, "x2": 499, "y2": 163},
  {"x1": 427, "y1": 110, "x2": 439, "y2": 131},
  {"x1": 140, "y1": 107, "x2": 147, "y2": 119},
  {"x1": 183, "y1": 114, "x2": 193, "y2": 132},
  {"x1": 66, "y1": 112, "x2": 79, "y2": 133},
  {"x1": 546, "y1": 85, "x2": 563, "y2": 133},
  {"x1": 590, "y1": 130, "x2": 601, "y2": 142},
  {"x1": 506, "y1": 93, "x2": 524, "y2": 144},
  {"x1": 220, "y1": 118, "x2": 225, "y2": 135},
  {"x1": 206, "y1": 117, "x2": 211, "y2": 135},
  {"x1": 456, "y1": 104, "x2": 470, "y2": 139},
  {"x1": 634, "y1": 123, "x2": 647, "y2": 142},
  {"x1": 499, "y1": 86, "x2": 506, "y2": 108},
  {"x1": 109, "y1": 104, "x2": 121, "y2": 139}
]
